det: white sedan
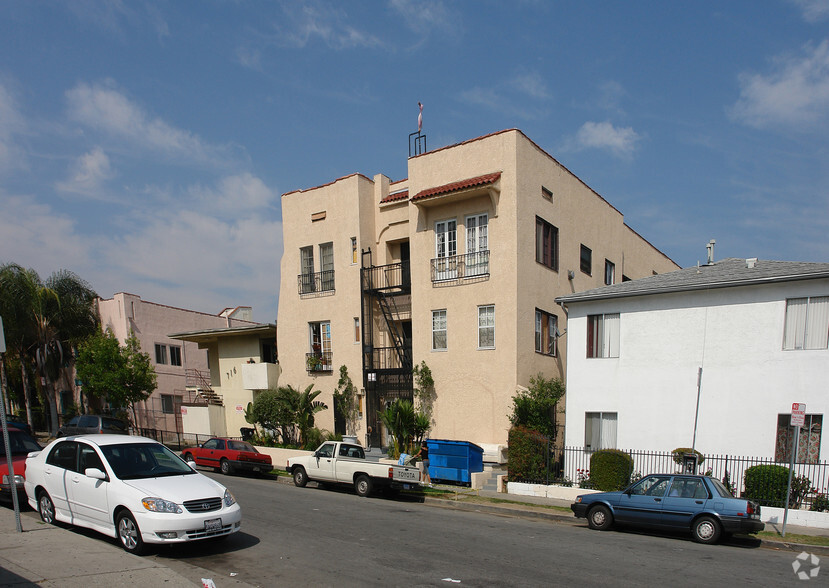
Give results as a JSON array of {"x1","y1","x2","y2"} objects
[{"x1": 24, "y1": 435, "x2": 242, "y2": 555}]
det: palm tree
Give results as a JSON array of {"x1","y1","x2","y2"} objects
[
  {"x1": 0, "y1": 264, "x2": 98, "y2": 433},
  {"x1": 0, "y1": 264, "x2": 42, "y2": 428},
  {"x1": 295, "y1": 384, "x2": 327, "y2": 449}
]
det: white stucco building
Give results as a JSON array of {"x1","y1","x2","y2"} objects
[{"x1": 557, "y1": 257, "x2": 829, "y2": 462}]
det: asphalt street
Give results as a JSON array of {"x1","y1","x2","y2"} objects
[{"x1": 143, "y1": 472, "x2": 811, "y2": 587}]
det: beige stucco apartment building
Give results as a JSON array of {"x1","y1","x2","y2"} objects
[
  {"x1": 277, "y1": 129, "x2": 679, "y2": 453},
  {"x1": 97, "y1": 293, "x2": 260, "y2": 434}
]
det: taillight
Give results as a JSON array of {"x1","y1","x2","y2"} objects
[
  {"x1": 746, "y1": 502, "x2": 755, "y2": 515},
  {"x1": 388, "y1": 467, "x2": 393, "y2": 479}
]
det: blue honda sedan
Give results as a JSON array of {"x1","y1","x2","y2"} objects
[{"x1": 571, "y1": 474, "x2": 764, "y2": 544}]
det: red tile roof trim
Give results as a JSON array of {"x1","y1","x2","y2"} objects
[
  {"x1": 380, "y1": 189, "x2": 409, "y2": 204},
  {"x1": 411, "y1": 172, "x2": 501, "y2": 202}
]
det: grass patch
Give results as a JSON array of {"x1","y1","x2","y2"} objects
[{"x1": 757, "y1": 531, "x2": 829, "y2": 547}]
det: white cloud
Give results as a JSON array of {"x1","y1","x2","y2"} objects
[
  {"x1": 277, "y1": 2, "x2": 382, "y2": 49},
  {"x1": 790, "y1": 0, "x2": 829, "y2": 22},
  {"x1": 55, "y1": 147, "x2": 115, "y2": 198},
  {"x1": 65, "y1": 80, "x2": 237, "y2": 165},
  {"x1": 730, "y1": 40, "x2": 829, "y2": 131},
  {"x1": 188, "y1": 173, "x2": 276, "y2": 215},
  {"x1": 390, "y1": 0, "x2": 455, "y2": 35},
  {"x1": 459, "y1": 70, "x2": 551, "y2": 120},
  {"x1": 572, "y1": 121, "x2": 641, "y2": 158},
  {"x1": 510, "y1": 72, "x2": 551, "y2": 100}
]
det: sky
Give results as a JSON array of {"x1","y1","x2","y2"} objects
[{"x1": 1, "y1": 1, "x2": 828, "y2": 323}]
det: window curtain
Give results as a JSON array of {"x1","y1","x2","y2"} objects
[
  {"x1": 784, "y1": 298, "x2": 807, "y2": 349},
  {"x1": 603, "y1": 313, "x2": 620, "y2": 358},
  {"x1": 805, "y1": 296, "x2": 829, "y2": 349}
]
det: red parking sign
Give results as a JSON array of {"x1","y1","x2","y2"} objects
[{"x1": 792, "y1": 403, "x2": 806, "y2": 427}]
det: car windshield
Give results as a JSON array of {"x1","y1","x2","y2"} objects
[
  {"x1": 101, "y1": 417, "x2": 128, "y2": 431},
  {"x1": 227, "y1": 440, "x2": 256, "y2": 452},
  {"x1": 101, "y1": 442, "x2": 195, "y2": 480},
  {"x1": 709, "y1": 477, "x2": 735, "y2": 498},
  {"x1": 0, "y1": 431, "x2": 41, "y2": 457}
]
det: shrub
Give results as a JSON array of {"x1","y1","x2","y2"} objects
[
  {"x1": 810, "y1": 492, "x2": 829, "y2": 512},
  {"x1": 507, "y1": 426, "x2": 549, "y2": 483},
  {"x1": 743, "y1": 464, "x2": 812, "y2": 508},
  {"x1": 589, "y1": 449, "x2": 634, "y2": 491},
  {"x1": 508, "y1": 374, "x2": 564, "y2": 440}
]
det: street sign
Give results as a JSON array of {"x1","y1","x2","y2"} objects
[{"x1": 792, "y1": 403, "x2": 806, "y2": 427}]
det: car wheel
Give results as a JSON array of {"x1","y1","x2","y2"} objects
[
  {"x1": 692, "y1": 515, "x2": 721, "y2": 544},
  {"x1": 220, "y1": 458, "x2": 233, "y2": 475},
  {"x1": 292, "y1": 466, "x2": 308, "y2": 488},
  {"x1": 38, "y1": 490, "x2": 56, "y2": 525},
  {"x1": 117, "y1": 511, "x2": 146, "y2": 555},
  {"x1": 354, "y1": 474, "x2": 373, "y2": 498},
  {"x1": 587, "y1": 504, "x2": 613, "y2": 531}
]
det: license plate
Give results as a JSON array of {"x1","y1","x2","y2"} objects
[
  {"x1": 253, "y1": 466, "x2": 260, "y2": 472},
  {"x1": 395, "y1": 469, "x2": 418, "y2": 481},
  {"x1": 204, "y1": 518, "x2": 222, "y2": 532}
]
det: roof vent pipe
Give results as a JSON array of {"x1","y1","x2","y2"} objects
[
  {"x1": 706, "y1": 239, "x2": 716, "y2": 265},
  {"x1": 746, "y1": 258, "x2": 757, "y2": 269}
]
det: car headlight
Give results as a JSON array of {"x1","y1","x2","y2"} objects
[
  {"x1": 142, "y1": 497, "x2": 183, "y2": 514},
  {"x1": 575, "y1": 496, "x2": 583, "y2": 503},
  {"x1": 2, "y1": 474, "x2": 23, "y2": 485},
  {"x1": 223, "y1": 489, "x2": 236, "y2": 507}
]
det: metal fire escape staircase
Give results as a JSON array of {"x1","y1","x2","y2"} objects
[{"x1": 376, "y1": 291, "x2": 411, "y2": 372}]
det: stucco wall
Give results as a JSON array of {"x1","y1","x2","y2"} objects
[{"x1": 563, "y1": 278, "x2": 829, "y2": 459}]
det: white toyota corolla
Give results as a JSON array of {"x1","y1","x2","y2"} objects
[{"x1": 25, "y1": 435, "x2": 242, "y2": 555}]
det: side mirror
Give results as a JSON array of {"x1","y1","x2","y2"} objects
[
  {"x1": 188, "y1": 461, "x2": 198, "y2": 471},
  {"x1": 85, "y1": 468, "x2": 107, "y2": 480}
]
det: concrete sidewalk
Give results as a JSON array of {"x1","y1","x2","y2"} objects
[{"x1": 0, "y1": 505, "x2": 252, "y2": 587}]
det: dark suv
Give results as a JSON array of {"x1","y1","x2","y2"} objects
[{"x1": 56, "y1": 415, "x2": 129, "y2": 437}]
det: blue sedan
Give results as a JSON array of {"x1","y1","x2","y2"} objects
[{"x1": 571, "y1": 474, "x2": 764, "y2": 544}]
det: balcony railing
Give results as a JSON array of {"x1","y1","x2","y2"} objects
[
  {"x1": 306, "y1": 352, "x2": 333, "y2": 373},
  {"x1": 431, "y1": 250, "x2": 490, "y2": 282},
  {"x1": 361, "y1": 261, "x2": 410, "y2": 292},
  {"x1": 298, "y1": 270, "x2": 335, "y2": 294}
]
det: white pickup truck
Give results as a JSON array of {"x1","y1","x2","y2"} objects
[{"x1": 287, "y1": 441, "x2": 421, "y2": 497}]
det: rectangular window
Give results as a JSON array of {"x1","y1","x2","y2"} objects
[
  {"x1": 587, "y1": 313, "x2": 620, "y2": 358},
  {"x1": 535, "y1": 309, "x2": 557, "y2": 356},
  {"x1": 775, "y1": 414, "x2": 823, "y2": 463},
  {"x1": 434, "y1": 219, "x2": 458, "y2": 280},
  {"x1": 478, "y1": 305, "x2": 495, "y2": 349},
  {"x1": 604, "y1": 260, "x2": 615, "y2": 286},
  {"x1": 161, "y1": 394, "x2": 175, "y2": 414},
  {"x1": 585, "y1": 412, "x2": 617, "y2": 450},
  {"x1": 580, "y1": 244, "x2": 592, "y2": 275},
  {"x1": 542, "y1": 186, "x2": 553, "y2": 201},
  {"x1": 465, "y1": 213, "x2": 489, "y2": 276},
  {"x1": 535, "y1": 217, "x2": 559, "y2": 271},
  {"x1": 154, "y1": 344, "x2": 167, "y2": 365},
  {"x1": 300, "y1": 246, "x2": 315, "y2": 293},
  {"x1": 169, "y1": 345, "x2": 182, "y2": 366},
  {"x1": 783, "y1": 297, "x2": 829, "y2": 350},
  {"x1": 351, "y1": 237, "x2": 358, "y2": 264},
  {"x1": 320, "y1": 242, "x2": 334, "y2": 291},
  {"x1": 354, "y1": 317, "x2": 360, "y2": 343},
  {"x1": 432, "y1": 310, "x2": 447, "y2": 351},
  {"x1": 308, "y1": 321, "x2": 332, "y2": 371}
]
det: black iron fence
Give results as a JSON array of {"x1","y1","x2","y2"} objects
[{"x1": 511, "y1": 440, "x2": 829, "y2": 510}]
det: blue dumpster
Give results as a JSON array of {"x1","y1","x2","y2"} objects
[{"x1": 426, "y1": 439, "x2": 484, "y2": 486}]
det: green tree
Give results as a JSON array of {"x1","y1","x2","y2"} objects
[
  {"x1": 333, "y1": 365, "x2": 359, "y2": 435},
  {"x1": 76, "y1": 330, "x2": 157, "y2": 425},
  {"x1": 0, "y1": 264, "x2": 97, "y2": 433},
  {"x1": 249, "y1": 388, "x2": 296, "y2": 445},
  {"x1": 296, "y1": 384, "x2": 327, "y2": 448},
  {"x1": 379, "y1": 399, "x2": 431, "y2": 459},
  {"x1": 508, "y1": 373, "x2": 564, "y2": 440},
  {"x1": 412, "y1": 361, "x2": 436, "y2": 420}
]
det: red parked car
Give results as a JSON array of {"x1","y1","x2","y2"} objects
[
  {"x1": 182, "y1": 437, "x2": 272, "y2": 475},
  {"x1": 0, "y1": 426, "x2": 41, "y2": 503}
]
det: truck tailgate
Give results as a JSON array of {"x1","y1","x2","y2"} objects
[{"x1": 393, "y1": 466, "x2": 420, "y2": 483}]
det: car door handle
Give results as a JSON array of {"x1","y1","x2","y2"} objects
[
  {"x1": 653, "y1": 498, "x2": 662, "y2": 502},
  {"x1": 696, "y1": 500, "x2": 703, "y2": 504}
]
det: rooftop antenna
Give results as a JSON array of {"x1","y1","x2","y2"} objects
[
  {"x1": 409, "y1": 101, "x2": 426, "y2": 157},
  {"x1": 706, "y1": 239, "x2": 716, "y2": 265}
]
